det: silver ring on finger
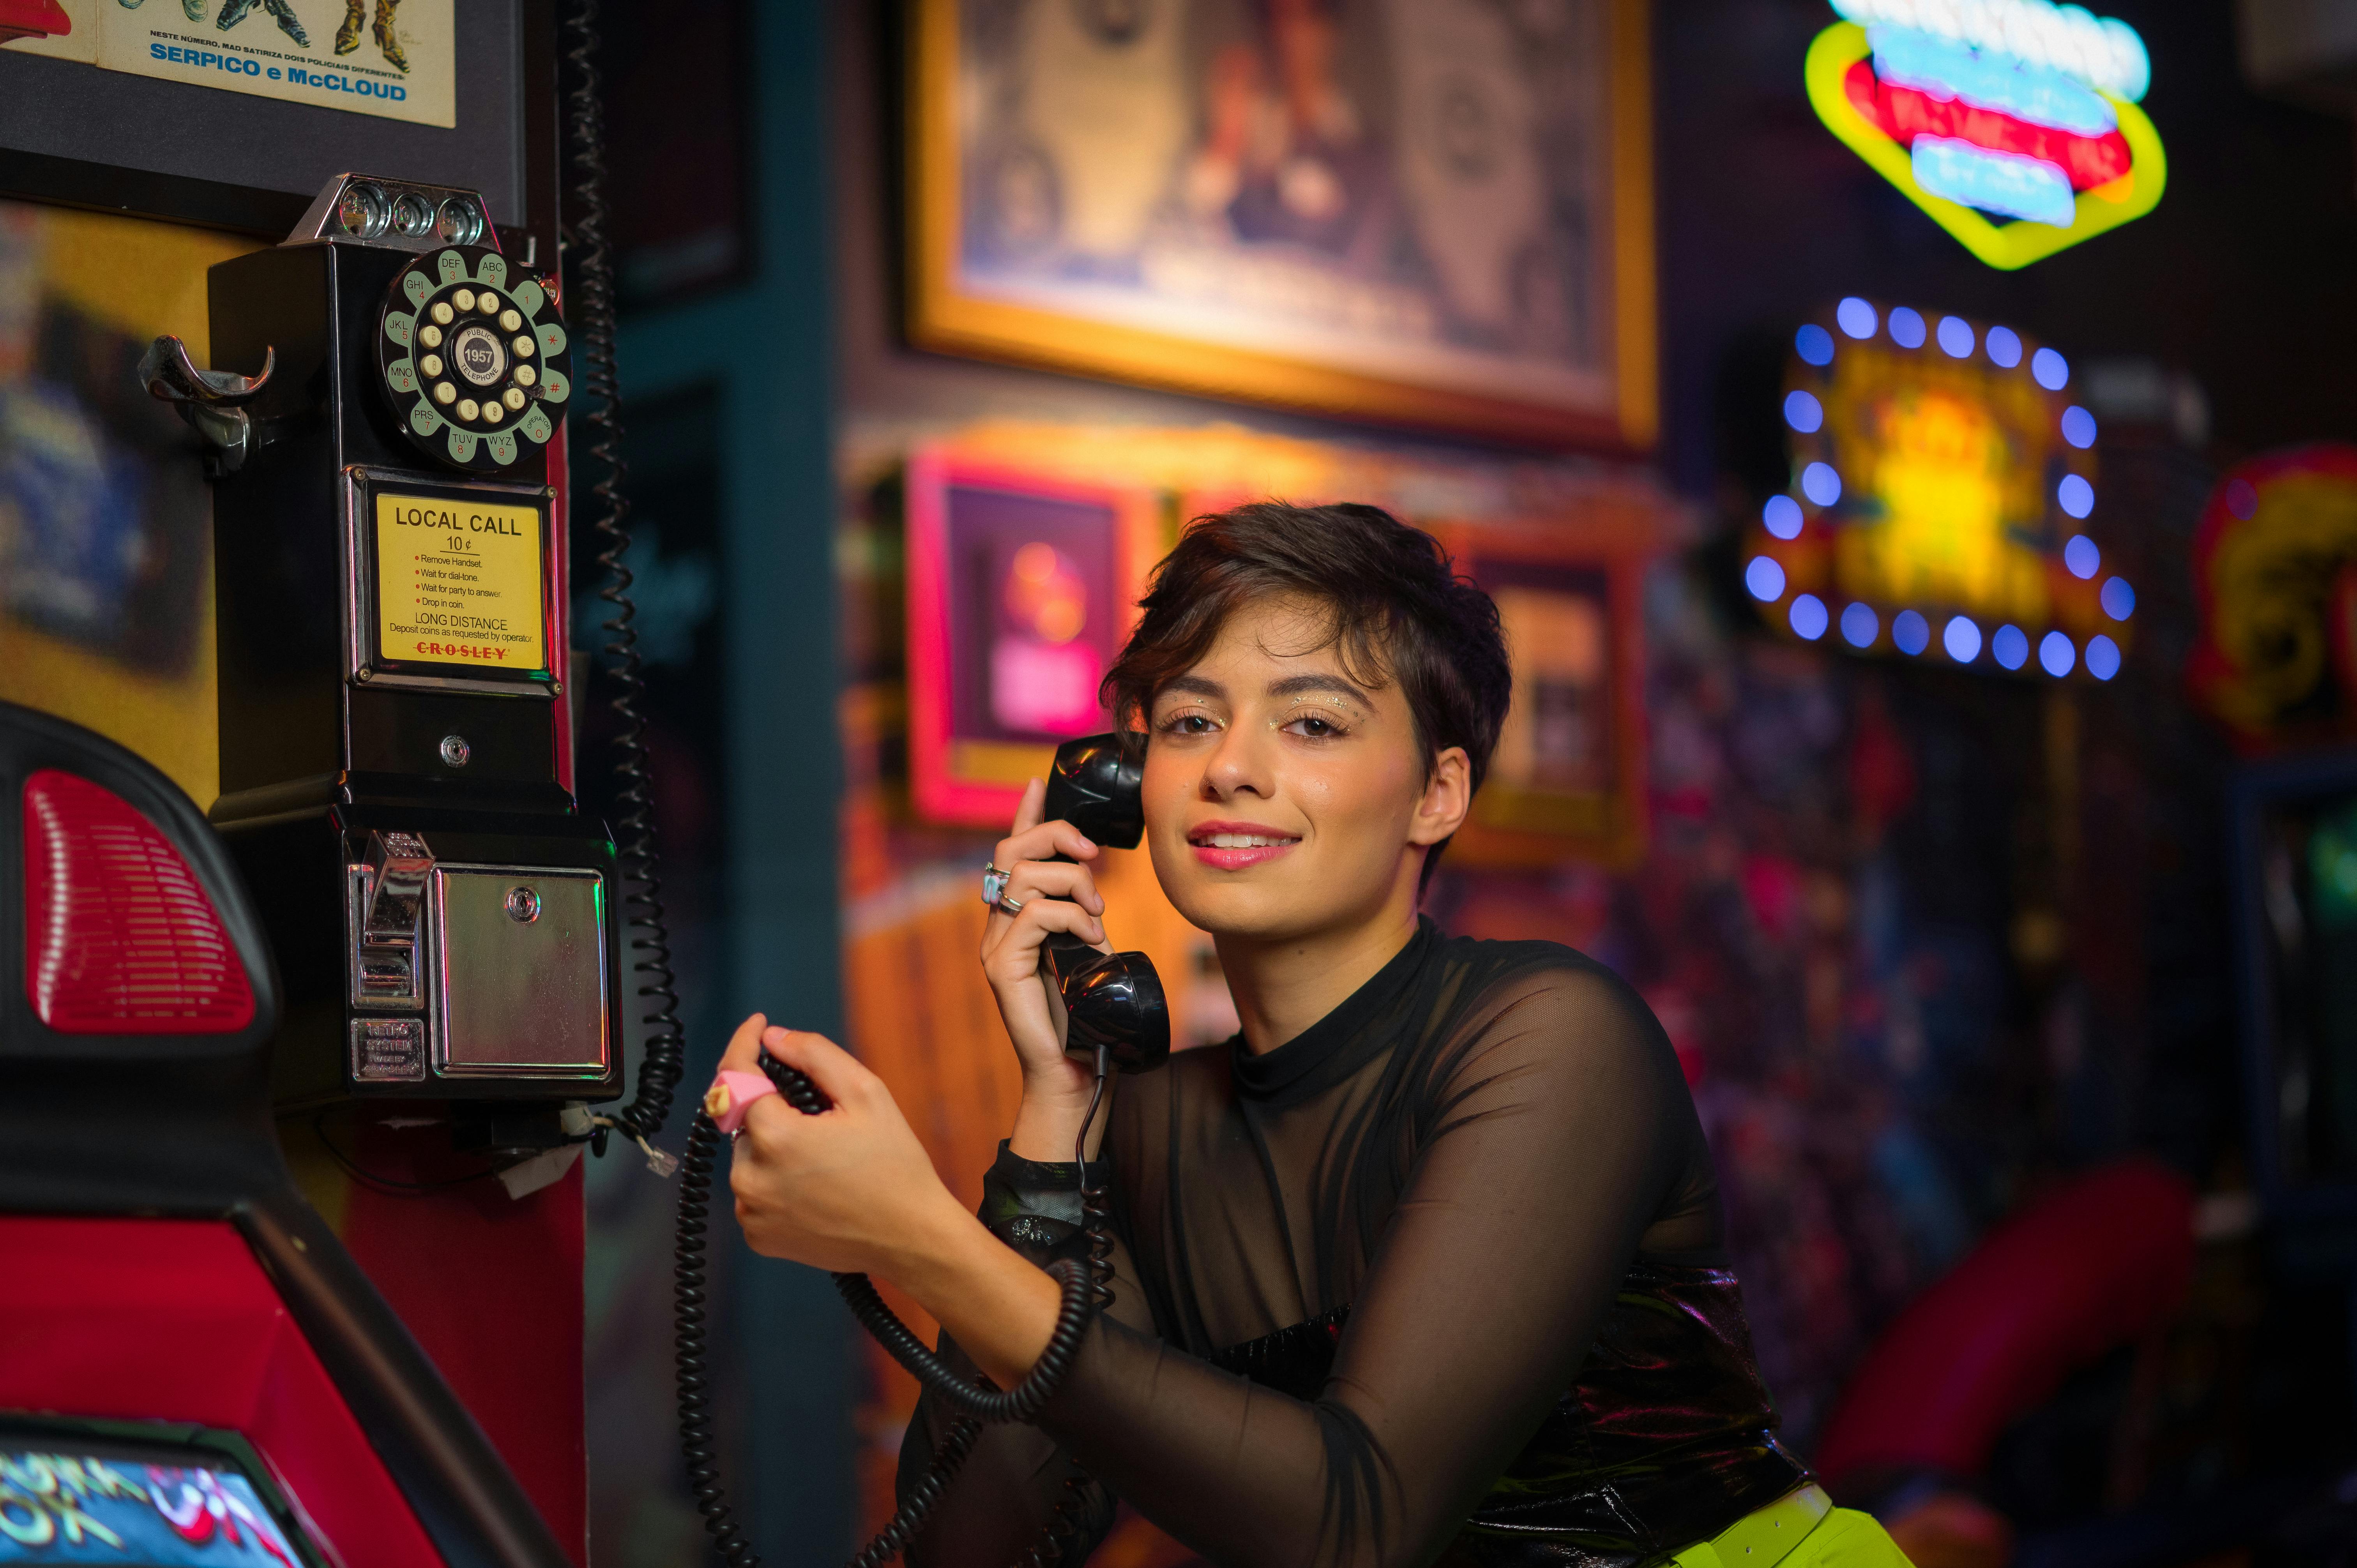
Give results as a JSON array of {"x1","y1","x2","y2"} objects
[
  {"x1": 981, "y1": 862, "x2": 1012, "y2": 906},
  {"x1": 996, "y1": 892, "x2": 1025, "y2": 916}
]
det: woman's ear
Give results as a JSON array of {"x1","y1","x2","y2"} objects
[{"x1": 1408, "y1": 746, "x2": 1473, "y2": 847}]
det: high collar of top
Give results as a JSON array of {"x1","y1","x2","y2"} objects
[{"x1": 1229, "y1": 917, "x2": 1438, "y2": 1108}]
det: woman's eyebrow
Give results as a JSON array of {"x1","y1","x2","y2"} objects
[
  {"x1": 1267, "y1": 674, "x2": 1368, "y2": 705},
  {"x1": 1160, "y1": 675, "x2": 1225, "y2": 701}
]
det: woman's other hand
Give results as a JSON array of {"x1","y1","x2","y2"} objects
[
  {"x1": 721, "y1": 1014, "x2": 965, "y2": 1277},
  {"x1": 981, "y1": 777, "x2": 1113, "y2": 1157}
]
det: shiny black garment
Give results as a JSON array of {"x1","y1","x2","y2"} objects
[{"x1": 901, "y1": 920, "x2": 1809, "y2": 1568}]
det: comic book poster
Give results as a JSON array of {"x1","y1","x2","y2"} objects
[{"x1": 0, "y1": 0, "x2": 453, "y2": 127}]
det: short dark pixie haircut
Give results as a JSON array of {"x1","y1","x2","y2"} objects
[{"x1": 1101, "y1": 501, "x2": 1512, "y2": 885}]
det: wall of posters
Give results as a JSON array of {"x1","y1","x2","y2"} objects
[
  {"x1": 0, "y1": 0, "x2": 454, "y2": 127},
  {"x1": 908, "y1": 0, "x2": 1657, "y2": 448}
]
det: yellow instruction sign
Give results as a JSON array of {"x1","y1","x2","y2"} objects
[{"x1": 375, "y1": 493, "x2": 546, "y2": 672}]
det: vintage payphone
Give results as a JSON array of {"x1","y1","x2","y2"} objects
[{"x1": 146, "y1": 173, "x2": 624, "y2": 1139}]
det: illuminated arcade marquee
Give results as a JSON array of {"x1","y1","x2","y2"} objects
[
  {"x1": 1743, "y1": 298, "x2": 2134, "y2": 680},
  {"x1": 1806, "y1": 0, "x2": 2165, "y2": 268}
]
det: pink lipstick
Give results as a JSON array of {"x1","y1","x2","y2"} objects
[{"x1": 1187, "y1": 820, "x2": 1301, "y2": 871}]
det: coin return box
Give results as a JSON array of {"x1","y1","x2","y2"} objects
[{"x1": 347, "y1": 832, "x2": 610, "y2": 1082}]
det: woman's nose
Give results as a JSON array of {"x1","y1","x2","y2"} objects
[{"x1": 1202, "y1": 722, "x2": 1272, "y2": 798}]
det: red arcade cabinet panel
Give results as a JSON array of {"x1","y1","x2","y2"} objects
[{"x1": 0, "y1": 1215, "x2": 442, "y2": 1568}]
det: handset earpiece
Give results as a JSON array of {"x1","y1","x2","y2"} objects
[{"x1": 1039, "y1": 731, "x2": 1169, "y2": 1075}]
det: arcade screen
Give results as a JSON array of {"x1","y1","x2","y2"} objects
[{"x1": 0, "y1": 1421, "x2": 316, "y2": 1568}]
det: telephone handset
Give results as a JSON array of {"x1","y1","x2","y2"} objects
[{"x1": 1038, "y1": 730, "x2": 1170, "y2": 1076}]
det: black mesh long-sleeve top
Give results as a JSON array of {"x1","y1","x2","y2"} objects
[{"x1": 900, "y1": 920, "x2": 1809, "y2": 1568}]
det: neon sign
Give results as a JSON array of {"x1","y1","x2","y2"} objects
[
  {"x1": 1744, "y1": 299, "x2": 2133, "y2": 679},
  {"x1": 1806, "y1": 1, "x2": 2165, "y2": 268}
]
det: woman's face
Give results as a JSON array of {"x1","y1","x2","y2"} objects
[{"x1": 1140, "y1": 594, "x2": 1469, "y2": 944}]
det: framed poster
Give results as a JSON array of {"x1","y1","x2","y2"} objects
[
  {"x1": 905, "y1": 446, "x2": 1163, "y2": 826},
  {"x1": 1437, "y1": 518, "x2": 1650, "y2": 867},
  {"x1": 908, "y1": 0, "x2": 1657, "y2": 450}
]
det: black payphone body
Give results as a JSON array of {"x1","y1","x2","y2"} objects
[{"x1": 163, "y1": 173, "x2": 623, "y2": 1114}]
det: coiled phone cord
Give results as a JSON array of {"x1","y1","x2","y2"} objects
[
  {"x1": 561, "y1": 0, "x2": 687, "y2": 1158},
  {"x1": 671, "y1": 1049, "x2": 1114, "y2": 1565}
]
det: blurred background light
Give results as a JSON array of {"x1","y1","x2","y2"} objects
[
  {"x1": 2041, "y1": 630, "x2": 2077, "y2": 676},
  {"x1": 1790, "y1": 594, "x2": 1829, "y2": 641}
]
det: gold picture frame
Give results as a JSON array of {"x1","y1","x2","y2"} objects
[{"x1": 907, "y1": 0, "x2": 1658, "y2": 451}]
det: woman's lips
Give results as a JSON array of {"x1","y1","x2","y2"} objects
[{"x1": 1188, "y1": 824, "x2": 1301, "y2": 871}]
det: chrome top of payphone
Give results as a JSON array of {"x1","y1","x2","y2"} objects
[{"x1": 291, "y1": 173, "x2": 498, "y2": 255}]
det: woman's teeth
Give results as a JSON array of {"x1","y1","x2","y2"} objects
[{"x1": 1201, "y1": 833, "x2": 1294, "y2": 848}]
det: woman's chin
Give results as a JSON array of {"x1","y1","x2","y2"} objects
[{"x1": 1161, "y1": 879, "x2": 1311, "y2": 942}]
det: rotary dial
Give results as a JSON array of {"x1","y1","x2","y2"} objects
[{"x1": 376, "y1": 244, "x2": 572, "y2": 473}]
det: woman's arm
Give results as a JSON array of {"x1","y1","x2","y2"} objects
[
  {"x1": 901, "y1": 1145, "x2": 1160, "y2": 1566},
  {"x1": 727, "y1": 963, "x2": 1694, "y2": 1568},
  {"x1": 1025, "y1": 966, "x2": 1693, "y2": 1568}
]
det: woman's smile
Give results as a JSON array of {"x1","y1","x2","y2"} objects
[{"x1": 1187, "y1": 818, "x2": 1303, "y2": 869}]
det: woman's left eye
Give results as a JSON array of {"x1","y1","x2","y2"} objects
[{"x1": 1281, "y1": 712, "x2": 1349, "y2": 739}]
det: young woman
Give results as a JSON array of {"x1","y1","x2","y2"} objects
[{"x1": 719, "y1": 504, "x2": 1910, "y2": 1568}]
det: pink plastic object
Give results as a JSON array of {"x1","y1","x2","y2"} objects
[
  {"x1": 1813, "y1": 1158, "x2": 2196, "y2": 1487},
  {"x1": 705, "y1": 1070, "x2": 779, "y2": 1133}
]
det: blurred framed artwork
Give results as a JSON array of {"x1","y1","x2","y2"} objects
[
  {"x1": 907, "y1": 0, "x2": 1658, "y2": 450},
  {"x1": 905, "y1": 445, "x2": 1163, "y2": 826},
  {"x1": 1436, "y1": 518, "x2": 1650, "y2": 866}
]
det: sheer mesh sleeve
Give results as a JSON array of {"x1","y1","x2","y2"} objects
[
  {"x1": 1022, "y1": 965, "x2": 1699, "y2": 1568},
  {"x1": 901, "y1": 1145, "x2": 1157, "y2": 1567}
]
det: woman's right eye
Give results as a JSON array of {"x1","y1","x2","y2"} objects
[{"x1": 1157, "y1": 711, "x2": 1219, "y2": 736}]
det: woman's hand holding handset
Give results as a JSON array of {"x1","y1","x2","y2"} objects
[{"x1": 981, "y1": 776, "x2": 1116, "y2": 1162}]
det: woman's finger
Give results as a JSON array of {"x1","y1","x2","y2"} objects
[
  {"x1": 717, "y1": 1013, "x2": 769, "y2": 1075},
  {"x1": 762, "y1": 1026, "x2": 876, "y2": 1108},
  {"x1": 981, "y1": 897, "x2": 1109, "y2": 971},
  {"x1": 1009, "y1": 776, "x2": 1046, "y2": 836},
  {"x1": 991, "y1": 819, "x2": 1099, "y2": 877},
  {"x1": 997, "y1": 860, "x2": 1104, "y2": 915}
]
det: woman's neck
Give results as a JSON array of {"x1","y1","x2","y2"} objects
[{"x1": 1216, "y1": 896, "x2": 1423, "y2": 1056}]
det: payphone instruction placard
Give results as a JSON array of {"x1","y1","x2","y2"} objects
[{"x1": 373, "y1": 493, "x2": 546, "y2": 673}]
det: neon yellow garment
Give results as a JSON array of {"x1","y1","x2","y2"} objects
[{"x1": 1671, "y1": 1486, "x2": 1916, "y2": 1568}]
